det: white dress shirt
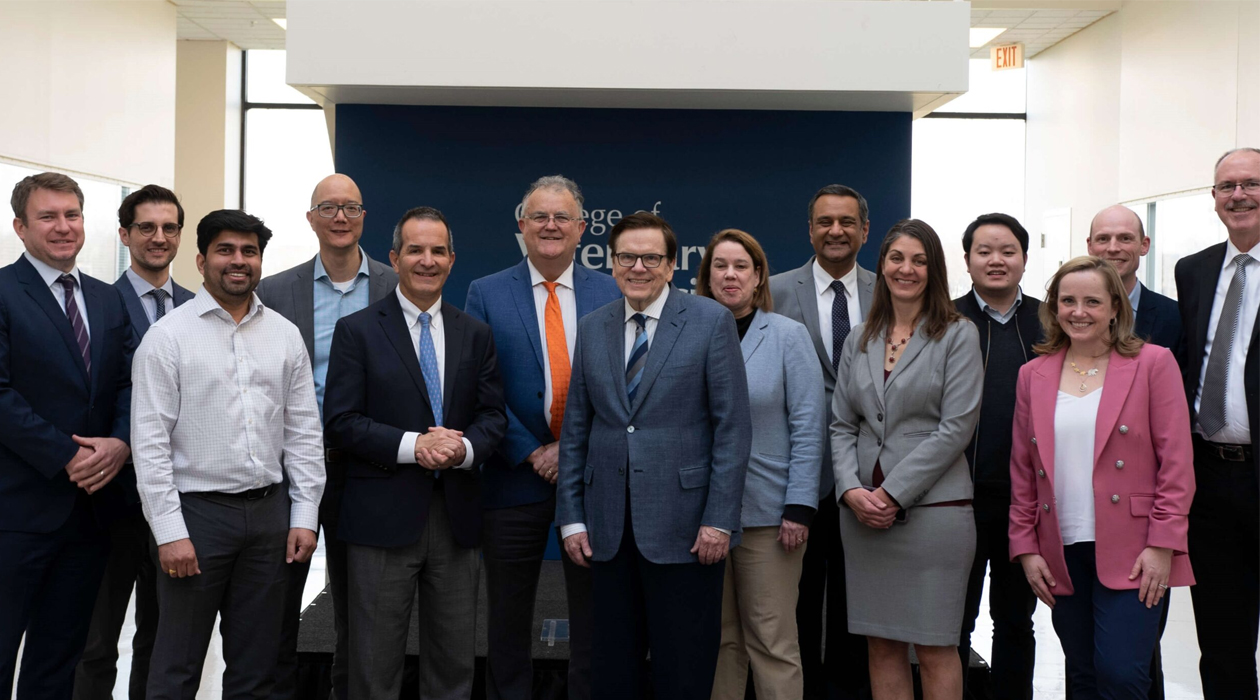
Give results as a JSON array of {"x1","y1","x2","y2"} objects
[
  {"x1": 528, "y1": 259, "x2": 578, "y2": 422},
  {"x1": 812, "y1": 259, "x2": 863, "y2": 359},
  {"x1": 124, "y1": 268, "x2": 176, "y2": 324},
  {"x1": 393, "y1": 289, "x2": 475, "y2": 469},
  {"x1": 131, "y1": 287, "x2": 325, "y2": 546},
  {"x1": 1054, "y1": 389, "x2": 1102, "y2": 545},
  {"x1": 1194, "y1": 242, "x2": 1260, "y2": 444},
  {"x1": 25, "y1": 252, "x2": 90, "y2": 337}
]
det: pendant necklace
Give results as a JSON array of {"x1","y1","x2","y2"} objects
[
  {"x1": 1068, "y1": 359, "x2": 1099, "y2": 393},
  {"x1": 887, "y1": 330, "x2": 913, "y2": 363}
]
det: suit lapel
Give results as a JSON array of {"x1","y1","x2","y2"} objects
[
  {"x1": 1094, "y1": 351, "x2": 1137, "y2": 464},
  {"x1": 1031, "y1": 351, "x2": 1064, "y2": 478},
  {"x1": 442, "y1": 305, "x2": 466, "y2": 412},
  {"x1": 1133, "y1": 284, "x2": 1153, "y2": 340},
  {"x1": 17, "y1": 259, "x2": 88, "y2": 386},
  {"x1": 511, "y1": 260, "x2": 545, "y2": 373},
  {"x1": 367, "y1": 256, "x2": 395, "y2": 303},
  {"x1": 379, "y1": 296, "x2": 433, "y2": 413},
  {"x1": 292, "y1": 258, "x2": 317, "y2": 359},
  {"x1": 857, "y1": 266, "x2": 875, "y2": 318},
  {"x1": 83, "y1": 281, "x2": 106, "y2": 395},
  {"x1": 630, "y1": 291, "x2": 685, "y2": 417},
  {"x1": 116, "y1": 279, "x2": 151, "y2": 336},
  {"x1": 1194, "y1": 245, "x2": 1227, "y2": 370},
  {"x1": 605, "y1": 304, "x2": 630, "y2": 414},
  {"x1": 884, "y1": 321, "x2": 927, "y2": 389},
  {"x1": 865, "y1": 328, "x2": 887, "y2": 411},
  {"x1": 792, "y1": 268, "x2": 832, "y2": 380},
  {"x1": 172, "y1": 282, "x2": 195, "y2": 306},
  {"x1": 741, "y1": 315, "x2": 767, "y2": 364}
]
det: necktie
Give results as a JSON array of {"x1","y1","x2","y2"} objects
[
  {"x1": 542, "y1": 282, "x2": 571, "y2": 439},
  {"x1": 58, "y1": 274, "x2": 91, "y2": 379},
  {"x1": 626, "y1": 313, "x2": 649, "y2": 403},
  {"x1": 147, "y1": 288, "x2": 171, "y2": 321},
  {"x1": 830, "y1": 280, "x2": 850, "y2": 372},
  {"x1": 418, "y1": 312, "x2": 443, "y2": 426},
  {"x1": 1199, "y1": 254, "x2": 1249, "y2": 437}
]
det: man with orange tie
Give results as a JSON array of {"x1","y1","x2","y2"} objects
[{"x1": 466, "y1": 176, "x2": 620, "y2": 700}]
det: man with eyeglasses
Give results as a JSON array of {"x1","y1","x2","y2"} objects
[
  {"x1": 70, "y1": 185, "x2": 194, "y2": 700},
  {"x1": 1175, "y1": 147, "x2": 1260, "y2": 699},
  {"x1": 557, "y1": 211, "x2": 751, "y2": 699},
  {"x1": 255, "y1": 173, "x2": 397, "y2": 700},
  {"x1": 465, "y1": 175, "x2": 620, "y2": 700}
]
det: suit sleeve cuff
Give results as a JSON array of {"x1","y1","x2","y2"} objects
[
  {"x1": 782, "y1": 504, "x2": 817, "y2": 527},
  {"x1": 397, "y1": 432, "x2": 419, "y2": 464},
  {"x1": 289, "y1": 503, "x2": 320, "y2": 533},
  {"x1": 560, "y1": 523, "x2": 587, "y2": 539},
  {"x1": 453, "y1": 438, "x2": 475, "y2": 470}
]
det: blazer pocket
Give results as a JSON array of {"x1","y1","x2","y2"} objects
[
  {"x1": 583, "y1": 465, "x2": 595, "y2": 485},
  {"x1": 903, "y1": 430, "x2": 934, "y2": 437},
  {"x1": 1129, "y1": 493, "x2": 1156, "y2": 517},
  {"x1": 679, "y1": 466, "x2": 709, "y2": 490}
]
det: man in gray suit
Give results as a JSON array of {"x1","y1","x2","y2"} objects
[
  {"x1": 768, "y1": 184, "x2": 876, "y2": 700},
  {"x1": 557, "y1": 212, "x2": 752, "y2": 699},
  {"x1": 255, "y1": 173, "x2": 397, "y2": 700}
]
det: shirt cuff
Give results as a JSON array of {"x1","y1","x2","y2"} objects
[
  {"x1": 398, "y1": 432, "x2": 420, "y2": 464},
  {"x1": 560, "y1": 523, "x2": 587, "y2": 539},
  {"x1": 150, "y1": 513, "x2": 190, "y2": 547},
  {"x1": 289, "y1": 502, "x2": 320, "y2": 534},
  {"x1": 453, "y1": 437, "x2": 475, "y2": 470},
  {"x1": 707, "y1": 526, "x2": 732, "y2": 536},
  {"x1": 782, "y1": 504, "x2": 817, "y2": 528}
]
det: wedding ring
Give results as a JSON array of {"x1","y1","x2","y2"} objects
[
  {"x1": 1158, "y1": 583, "x2": 1168, "y2": 590},
  {"x1": 99, "y1": 470, "x2": 104, "y2": 477},
  {"x1": 168, "y1": 569, "x2": 177, "y2": 576}
]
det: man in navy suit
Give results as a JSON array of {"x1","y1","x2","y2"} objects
[
  {"x1": 557, "y1": 212, "x2": 751, "y2": 699},
  {"x1": 1, "y1": 172, "x2": 136, "y2": 700},
  {"x1": 466, "y1": 176, "x2": 619, "y2": 700},
  {"x1": 72, "y1": 184, "x2": 194, "y2": 700},
  {"x1": 1087, "y1": 205, "x2": 1183, "y2": 352},
  {"x1": 324, "y1": 206, "x2": 507, "y2": 700}
]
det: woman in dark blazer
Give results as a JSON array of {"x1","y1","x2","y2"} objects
[
  {"x1": 1009, "y1": 256, "x2": 1194, "y2": 699},
  {"x1": 832, "y1": 219, "x2": 982, "y2": 700},
  {"x1": 697, "y1": 229, "x2": 825, "y2": 700}
]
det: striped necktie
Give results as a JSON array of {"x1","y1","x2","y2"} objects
[
  {"x1": 148, "y1": 288, "x2": 171, "y2": 321},
  {"x1": 626, "y1": 313, "x2": 649, "y2": 403},
  {"x1": 58, "y1": 274, "x2": 91, "y2": 379}
]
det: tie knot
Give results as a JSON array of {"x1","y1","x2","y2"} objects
[
  {"x1": 419, "y1": 312, "x2": 431, "y2": 328},
  {"x1": 631, "y1": 313, "x2": 647, "y2": 330},
  {"x1": 542, "y1": 281, "x2": 559, "y2": 294},
  {"x1": 830, "y1": 280, "x2": 846, "y2": 296},
  {"x1": 149, "y1": 288, "x2": 170, "y2": 302},
  {"x1": 58, "y1": 273, "x2": 76, "y2": 291},
  {"x1": 1233, "y1": 253, "x2": 1251, "y2": 268}
]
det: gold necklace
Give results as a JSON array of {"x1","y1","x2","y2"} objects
[{"x1": 1068, "y1": 359, "x2": 1099, "y2": 393}]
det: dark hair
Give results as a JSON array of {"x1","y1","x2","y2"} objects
[
  {"x1": 119, "y1": 184, "x2": 184, "y2": 230},
  {"x1": 807, "y1": 184, "x2": 869, "y2": 225},
  {"x1": 392, "y1": 206, "x2": 454, "y2": 254},
  {"x1": 696, "y1": 229, "x2": 773, "y2": 313},
  {"x1": 1034, "y1": 256, "x2": 1142, "y2": 358},
  {"x1": 609, "y1": 211, "x2": 678, "y2": 261},
  {"x1": 962, "y1": 212, "x2": 1030, "y2": 255},
  {"x1": 859, "y1": 219, "x2": 962, "y2": 350},
  {"x1": 196, "y1": 210, "x2": 273, "y2": 255},
  {"x1": 11, "y1": 172, "x2": 84, "y2": 224}
]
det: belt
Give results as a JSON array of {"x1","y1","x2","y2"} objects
[
  {"x1": 213, "y1": 483, "x2": 281, "y2": 500},
  {"x1": 1194, "y1": 436, "x2": 1254, "y2": 463}
]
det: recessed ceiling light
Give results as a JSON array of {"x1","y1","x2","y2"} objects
[
  {"x1": 272, "y1": 17, "x2": 287, "y2": 30},
  {"x1": 969, "y1": 27, "x2": 1007, "y2": 48}
]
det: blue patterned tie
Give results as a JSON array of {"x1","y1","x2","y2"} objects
[
  {"x1": 830, "y1": 280, "x2": 850, "y2": 372},
  {"x1": 626, "y1": 313, "x2": 649, "y2": 403},
  {"x1": 418, "y1": 312, "x2": 443, "y2": 426}
]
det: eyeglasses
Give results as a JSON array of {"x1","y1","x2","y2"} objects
[
  {"x1": 614, "y1": 253, "x2": 666, "y2": 268},
  {"x1": 526, "y1": 213, "x2": 576, "y2": 226},
  {"x1": 311, "y1": 203, "x2": 365, "y2": 218},
  {"x1": 1214, "y1": 180, "x2": 1260, "y2": 197},
  {"x1": 128, "y1": 222, "x2": 182, "y2": 238}
]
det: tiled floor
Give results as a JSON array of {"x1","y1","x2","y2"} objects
[{"x1": 13, "y1": 542, "x2": 1257, "y2": 699}]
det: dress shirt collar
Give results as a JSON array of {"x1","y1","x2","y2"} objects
[
  {"x1": 527, "y1": 258, "x2": 575, "y2": 290},
  {"x1": 1127, "y1": 280, "x2": 1142, "y2": 316},
  {"x1": 972, "y1": 286, "x2": 1023, "y2": 324},
  {"x1": 24, "y1": 251, "x2": 81, "y2": 288},
  {"x1": 812, "y1": 257, "x2": 858, "y2": 299},
  {"x1": 1224, "y1": 239, "x2": 1260, "y2": 270},
  {"x1": 125, "y1": 267, "x2": 174, "y2": 298},
  {"x1": 396, "y1": 286, "x2": 443, "y2": 327},
  {"x1": 192, "y1": 284, "x2": 264, "y2": 324},
  {"x1": 624, "y1": 285, "x2": 669, "y2": 323},
  {"x1": 313, "y1": 247, "x2": 370, "y2": 285}
]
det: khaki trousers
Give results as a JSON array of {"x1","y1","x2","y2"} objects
[{"x1": 711, "y1": 526, "x2": 807, "y2": 700}]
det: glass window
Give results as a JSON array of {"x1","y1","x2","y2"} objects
[
  {"x1": 1147, "y1": 191, "x2": 1226, "y2": 300},
  {"x1": 0, "y1": 160, "x2": 129, "y2": 281},
  {"x1": 246, "y1": 49, "x2": 315, "y2": 105}
]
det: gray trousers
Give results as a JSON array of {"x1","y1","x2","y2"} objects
[
  {"x1": 346, "y1": 491, "x2": 480, "y2": 700},
  {"x1": 146, "y1": 489, "x2": 290, "y2": 700}
]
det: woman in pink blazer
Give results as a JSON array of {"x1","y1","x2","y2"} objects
[{"x1": 1009, "y1": 256, "x2": 1194, "y2": 700}]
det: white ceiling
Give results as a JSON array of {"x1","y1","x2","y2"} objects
[{"x1": 172, "y1": 0, "x2": 1116, "y2": 58}]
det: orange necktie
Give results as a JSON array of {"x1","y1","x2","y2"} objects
[{"x1": 543, "y1": 282, "x2": 571, "y2": 440}]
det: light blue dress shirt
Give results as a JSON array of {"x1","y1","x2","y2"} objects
[
  {"x1": 313, "y1": 249, "x2": 371, "y2": 414},
  {"x1": 973, "y1": 286, "x2": 1024, "y2": 325}
]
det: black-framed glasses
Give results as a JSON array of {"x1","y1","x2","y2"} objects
[
  {"x1": 1214, "y1": 180, "x2": 1260, "y2": 197},
  {"x1": 614, "y1": 253, "x2": 666, "y2": 268},
  {"x1": 526, "y1": 213, "x2": 577, "y2": 226},
  {"x1": 128, "y1": 222, "x2": 182, "y2": 238},
  {"x1": 311, "y1": 203, "x2": 365, "y2": 218}
]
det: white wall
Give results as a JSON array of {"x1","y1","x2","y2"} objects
[{"x1": 0, "y1": 0, "x2": 176, "y2": 187}]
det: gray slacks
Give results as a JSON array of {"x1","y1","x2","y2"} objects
[
  {"x1": 146, "y1": 488, "x2": 290, "y2": 700},
  {"x1": 346, "y1": 490, "x2": 480, "y2": 700}
]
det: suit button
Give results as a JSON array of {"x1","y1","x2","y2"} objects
[
  {"x1": 1031, "y1": 437, "x2": 1037, "y2": 444},
  {"x1": 627, "y1": 426, "x2": 635, "y2": 433},
  {"x1": 876, "y1": 438, "x2": 882, "y2": 447},
  {"x1": 1038, "y1": 469, "x2": 1045, "y2": 478},
  {"x1": 618, "y1": 467, "x2": 625, "y2": 475},
  {"x1": 1115, "y1": 460, "x2": 1124, "y2": 469},
  {"x1": 876, "y1": 413, "x2": 883, "y2": 422},
  {"x1": 1111, "y1": 494, "x2": 1120, "y2": 504},
  {"x1": 537, "y1": 391, "x2": 543, "y2": 399},
  {"x1": 1119, "y1": 425, "x2": 1129, "y2": 434},
  {"x1": 1042, "y1": 503, "x2": 1050, "y2": 511}
]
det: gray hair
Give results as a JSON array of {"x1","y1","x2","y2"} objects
[
  {"x1": 1215, "y1": 147, "x2": 1260, "y2": 174},
  {"x1": 392, "y1": 206, "x2": 454, "y2": 254},
  {"x1": 519, "y1": 175, "x2": 585, "y2": 217}
]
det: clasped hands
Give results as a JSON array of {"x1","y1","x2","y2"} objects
[
  {"x1": 527, "y1": 442, "x2": 560, "y2": 485},
  {"x1": 414, "y1": 426, "x2": 466, "y2": 469},
  {"x1": 63, "y1": 435, "x2": 129, "y2": 494},
  {"x1": 841, "y1": 486, "x2": 899, "y2": 529}
]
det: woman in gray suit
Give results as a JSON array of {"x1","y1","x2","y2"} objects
[
  {"x1": 832, "y1": 219, "x2": 983, "y2": 700},
  {"x1": 697, "y1": 229, "x2": 825, "y2": 700}
]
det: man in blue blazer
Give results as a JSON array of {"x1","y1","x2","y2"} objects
[
  {"x1": 73, "y1": 185, "x2": 193, "y2": 700},
  {"x1": 1088, "y1": 205, "x2": 1183, "y2": 353},
  {"x1": 465, "y1": 176, "x2": 619, "y2": 700},
  {"x1": 557, "y1": 212, "x2": 751, "y2": 699},
  {"x1": 1, "y1": 173, "x2": 136, "y2": 700}
]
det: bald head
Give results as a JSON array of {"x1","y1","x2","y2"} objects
[
  {"x1": 307, "y1": 173, "x2": 365, "y2": 253},
  {"x1": 1087, "y1": 204, "x2": 1148, "y2": 291},
  {"x1": 310, "y1": 174, "x2": 362, "y2": 207}
]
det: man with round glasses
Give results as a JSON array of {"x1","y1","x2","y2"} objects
[{"x1": 255, "y1": 173, "x2": 397, "y2": 700}]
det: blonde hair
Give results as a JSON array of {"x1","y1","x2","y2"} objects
[{"x1": 1034, "y1": 256, "x2": 1143, "y2": 357}]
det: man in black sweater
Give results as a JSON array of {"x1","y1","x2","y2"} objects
[{"x1": 953, "y1": 213, "x2": 1043, "y2": 700}]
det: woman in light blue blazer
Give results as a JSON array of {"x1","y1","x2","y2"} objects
[{"x1": 698, "y1": 229, "x2": 825, "y2": 700}]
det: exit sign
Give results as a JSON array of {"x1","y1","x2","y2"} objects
[{"x1": 991, "y1": 43, "x2": 1024, "y2": 70}]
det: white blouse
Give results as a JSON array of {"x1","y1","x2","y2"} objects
[{"x1": 1054, "y1": 389, "x2": 1102, "y2": 545}]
